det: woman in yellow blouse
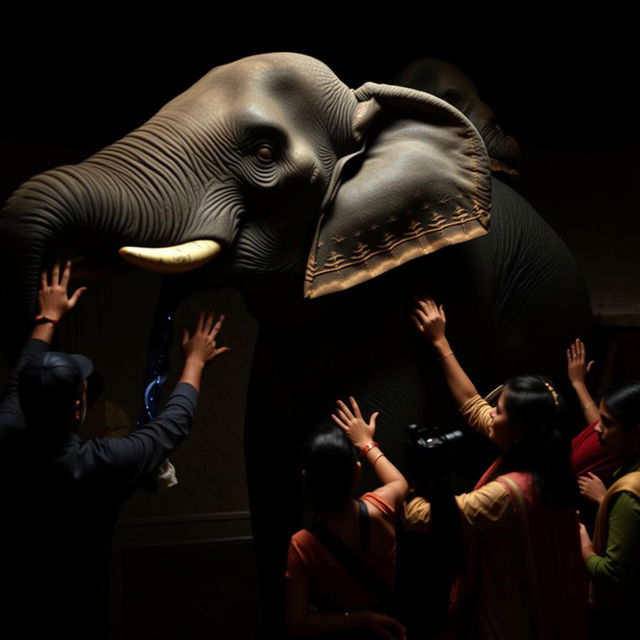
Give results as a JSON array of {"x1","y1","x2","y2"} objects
[{"x1": 404, "y1": 296, "x2": 587, "y2": 639}]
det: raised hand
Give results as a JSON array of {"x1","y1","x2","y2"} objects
[
  {"x1": 331, "y1": 396, "x2": 378, "y2": 450},
  {"x1": 37, "y1": 260, "x2": 87, "y2": 322},
  {"x1": 411, "y1": 296, "x2": 447, "y2": 346},
  {"x1": 182, "y1": 310, "x2": 230, "y2": 366},
  {"x1": 577, "y1": 472, "x2": 607, "y2": 505},
  {"x1": 567, "y1": 338, "x2": 594, "y2": 386}
]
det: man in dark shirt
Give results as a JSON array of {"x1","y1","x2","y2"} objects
[{"x1": 0, "y1": 261, "x2": 230, "y2": 638}]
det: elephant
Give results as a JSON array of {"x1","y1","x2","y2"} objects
[
  {"x1": 0, "y1": 52, "x2": 591, "y2": 633},
  {"x1": 394, "y1": 57, "x2": 521, "y2": 175}
]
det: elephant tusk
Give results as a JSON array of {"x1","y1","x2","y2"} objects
[{"x1": 118, "y1": 240, "x2": 222, "y2": 273}]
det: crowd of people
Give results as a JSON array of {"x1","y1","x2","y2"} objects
[
  {"x1": 284, "y1": 297, "x2": 639, "y2": 639},
  {"x1": 0, "y1": 262, "x2": 638, "y2": 639}
]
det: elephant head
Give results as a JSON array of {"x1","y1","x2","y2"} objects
[
  {"x1": 394, "y1": 57, "x2": 521, "y2": 175},
  {"x1": 0, "y1": 52, "x2": 491, "y2": 357}
]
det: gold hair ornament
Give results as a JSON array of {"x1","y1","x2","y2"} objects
[{"x1": 543, "y1": 381, "x2": 560, "y2": 408}]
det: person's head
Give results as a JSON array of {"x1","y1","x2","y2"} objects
[
  {"x1": 302, "y1": 426, "x2": 360, "y2": 514},
  {"x1": 596, "y1": 381, "x2": 640, "y2": 460},
  {"x1": 488, "y1": 375, "x2": 565, "y2": 449},
  {"x1": 18, "y1": 352, "x2": 93, "y2": 434},
  {"x1": 492, "y1": 375, "x2": 575, "y2": 503}
]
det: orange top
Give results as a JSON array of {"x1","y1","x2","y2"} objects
[{"x1": 285, "y1": 492, "x2": 396, "y2": 611}]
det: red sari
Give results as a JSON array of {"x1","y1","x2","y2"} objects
[{"x1": 450, "y1": 463, "x2": 588, "y2": 639}]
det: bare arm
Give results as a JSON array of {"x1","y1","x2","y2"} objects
[
  {"x1": 566, "y1": 338, "x2": 599, "y2": 425},
  {"x1": 31, "y1": 260, "x2": 87, "y2": 343},
  {"x1": 179, "y1": 310, "x2": 230, "y2": 392},
  {"x1": 411, "y1": 296, "x2": 479, "y2": 408},
  {"x1": 331, "y1": 396, "x2": 409, "y2": 509}
]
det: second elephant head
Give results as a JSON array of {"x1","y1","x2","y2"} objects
[{"x1": 0, "y1": 52, "x2": 491, "y2": 347}]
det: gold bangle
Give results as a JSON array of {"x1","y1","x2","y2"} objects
[
  {"x1": 439, "y1": 351, "x2": 454, "y2": 362},
  {"x1": 372, "y1": 451, "x2": 386, "y2": 465}
]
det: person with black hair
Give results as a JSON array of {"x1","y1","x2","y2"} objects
[
  {"x1": 566, "y1": 338, "x2": 622, "y2": 532},
  {"x1": 285, "y1": 398, "x2": 409, "y2": 639},
  {"x1": 404, "y1": 296, "x2": 587, "y2": 639},
  {"x1": 0, "y1": 261, "x2": 230, "y2": 639},
  {"x1": 577, "y1": 381, "x2": 640, "y2": 636}
]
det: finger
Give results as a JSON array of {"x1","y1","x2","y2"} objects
[
  {"x1": 370, "y1": 412, "x2": 379, "y2": 431},
  {"x1": 52, "y1": 261, "x2": 60, "y2": 285},
  {"x1": 68, "y1": 286, "x2": 87, "y2": 308},
  {"x1": 416, "y1": 298, "x2": 430, "y2": 314},
  {"x1": 439, "y1": 304, "x2": 446, "y2": 322},
  {"x1": 40, "y1": 269, "x2": 48, "y2": 289},
  {"x1": 337, "y1": 408, "x2": 352, "y2": 425},
  {"x1": 213, "y1": 346, "x2": 231, "y2": 356},
  {"x1": 181, "y1": 328, "x2": 189, "y2": 347},
  {"x1": 424, "y1": 298, "x2": 437, "y2": 314},
  {"x1": 195, "y1": 310, "x2": 205, "y2": 333},
  {"x1": 586, "y1": 360, "x2": 594, "y2": 373},
  {"x1": 411, "y1": 314, "x2": 423, "y2": 331},
  {"x1": 331, "y1": 414, "x2": 348, "y2": 430},
  {"x1": 336, "y1": 399, "x2": 353, "y2": 418},
  {"x1": 210, "y1": 313, "x2": 225, "y2": 337},
  {"x1": 415, "y1": 309, "x2": 429, "y2": 326},
  {"x1": 349, "y1": 396, "x2": 362, "y2": 419},
  {"x1": 203, "y1": 309, "x2": 216, "y2": 333},
  {"x1": 60, "y1": 260, "x2": 71, "y2": 288}
]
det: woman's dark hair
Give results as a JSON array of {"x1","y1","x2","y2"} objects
[
  {"x1": 602, "y1": 381, "x2": 640, "y2": 430},
  {"x1": 303, "y1": 426, "x2": 358, "y2": 514},
  {"x1": 496, "y1": 374, "x2": 577, "y2": 506}
]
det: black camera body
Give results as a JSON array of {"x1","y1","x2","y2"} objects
[{"x1": 405, "y1": 423, "x2": 464, "y2": 488}]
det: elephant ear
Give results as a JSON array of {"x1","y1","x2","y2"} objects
[{"x1": 305, "y1": 82, "x2": 492, "y2": 298}]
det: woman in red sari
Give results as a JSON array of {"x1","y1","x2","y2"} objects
[{"x1": 403, "y1": 297, "x2": 587, "y2": 639}]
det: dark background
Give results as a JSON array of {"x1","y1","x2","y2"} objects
[
  {"x1": 1, "y1": 5, "x2": 638, "y2": 638},
  {"x1": 1, "y1": 6, "x2": 636, "y2": 151}
]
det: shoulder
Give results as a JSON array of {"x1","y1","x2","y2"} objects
[
  {"x1": 609, "y1": 490, "x2": 640, "y2": 516},
  {"x1": 361, "y1": 491, "x2": 395, "y2": 521}
]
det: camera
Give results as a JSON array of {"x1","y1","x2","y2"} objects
[{"x1": 405, "y1": 423, "x2": 464, "y2": 487}]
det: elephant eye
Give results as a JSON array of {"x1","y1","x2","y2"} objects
[{"x1": 255, "y1": 146, "x2": 274, "y2": 162}]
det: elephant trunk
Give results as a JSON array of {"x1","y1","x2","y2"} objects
[
  {"x1": 0, "y1": 122, "x2": 232, "y2": 360},
  {"x1": 480, "y1": 121, "x2": 521, "y2": 174}
]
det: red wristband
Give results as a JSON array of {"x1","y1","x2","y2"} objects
[
  {"x1": 360, "y1": 441, "x2": 379, "y2": 456},
  {"x1": 34, "y1": 315, "x2": 58, "y2": 326}
]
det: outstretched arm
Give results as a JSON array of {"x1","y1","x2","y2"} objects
[
  {"x1": 411, "y1": 296, "x2": 479, "y2": 408},
  {"x1": 566, "y1": 338, "x2": 599, "y2": 426},
  {"x1": 331, "y1": 396, "x2": 409, "y2": 509},
  {"x1": 87, "y1": 310, "x2": 230, "y2": 491},
  {"x1": 1, "y1": 261, "x2": 87, "y2": 436}
]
